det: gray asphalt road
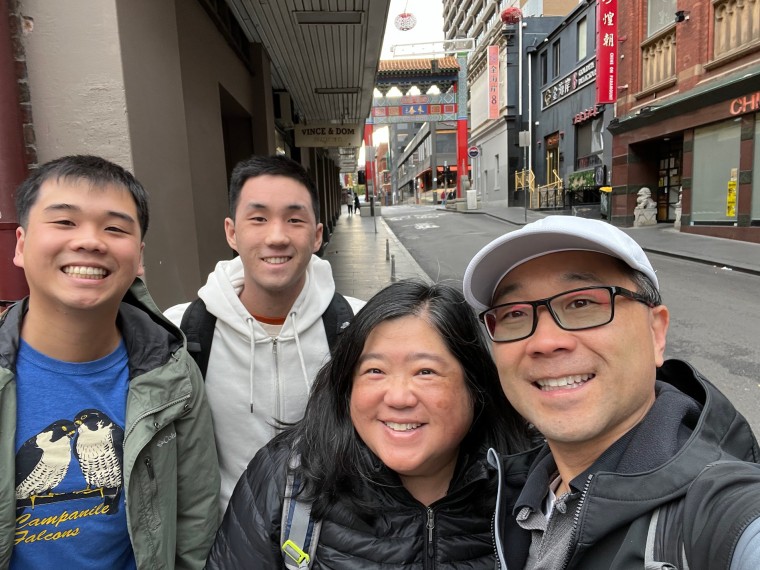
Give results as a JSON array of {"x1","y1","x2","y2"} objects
[{"x1": 382, "y1": 204, "x2": 760, "y2": 434}]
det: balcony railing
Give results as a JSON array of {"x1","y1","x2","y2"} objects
[
  {"x1": 640, "y1": 26, "x2": 677, "y2": 92},
  {"x1": 713, "y1": 0, "x2": 760, "y2": 59}
]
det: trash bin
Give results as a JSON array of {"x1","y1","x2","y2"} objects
[{"x1": 466, "y1": 190, "x2": 477, "y2": 210}]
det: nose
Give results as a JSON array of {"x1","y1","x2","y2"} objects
[
  {"x1": 265, "y1": 219, "x2": 291, "y2": 246},
  {"x1": 383, "y1": 375, "x2": 419, "y2": 409},
  {"x1": 524, "y1": 306, "x2": 576, "y2": 355},
  {"x1": 70, "y1": 226, "x2": 108, "y2": 253}
]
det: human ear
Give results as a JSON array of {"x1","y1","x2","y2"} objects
[{"x1": 650, "y1": 304, "x2": 670, "y2": 367}]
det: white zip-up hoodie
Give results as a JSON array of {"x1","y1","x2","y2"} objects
[{"x1": 165, "y1": 255, "x2": 364, "y2": 514}]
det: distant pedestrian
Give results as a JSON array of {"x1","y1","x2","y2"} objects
[
  {"x1": 346, "y1": 192, "x2": 353, "y2": 215},
  {"x1": 354, "y1": 193, "x2": 361, "y2": 215},
  {"x1": 441, "y1": 190, "x2": 447, "y2": 206}
]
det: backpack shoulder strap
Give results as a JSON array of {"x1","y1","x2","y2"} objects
[
  {"x1": 281, "y1": 455, "x2": 321, "y2": 569},
  {"x1": 645, "y1": 497, "x2": 689, "y2": 570},
  {"x1": 179, "y1": 298, "x2": 217, "y2": 378},
  {"x1": 321, "y1": 292, "x2": 354, "y2": 353}
]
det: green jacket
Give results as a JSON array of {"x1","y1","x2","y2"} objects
[{"x1": 0, "y1": 279, "x2": 220, "y2": 569}]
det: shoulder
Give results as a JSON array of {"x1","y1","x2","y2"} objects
[
  {"x1": 343, "y1": 295, "x2": 366, "y2": 314},
  {"x1": 684, "y1": 460, "x2": 760, "y2": 567},
  {"x1": 163, "y1": 302, "x2": 191, "y2": 327}
]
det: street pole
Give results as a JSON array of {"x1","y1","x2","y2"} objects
[{"x1": 523, "y1": 145, "x2": 528, "y2": 223}]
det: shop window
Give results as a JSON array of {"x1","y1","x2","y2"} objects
[
  {"x1": 575, "y1": 118, "x2": 603, "y2": 170},
  {"x1": 577, "y1": 17, "x2": 587, "y2": 61},
  {"x1": 647, "y1": 0, "x2": 676, "y2": 36},
  {"x1": 692, "y1": 120, "x2": 741, "y2": 223},
  {"x1": 753, "y1": 114, "x2": 760, "y2": 222}
]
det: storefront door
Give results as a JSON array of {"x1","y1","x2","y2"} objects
[{"x1": 656, "y1": 142, "x2": 682, "y2": 222}]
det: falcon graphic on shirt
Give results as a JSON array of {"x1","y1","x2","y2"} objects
[
  {"x1": 15, "y1": 419, "x2": 77, "y2": 505},
  {"x1": 73, "y1": 409, "x2": 125, "y2": 514}
]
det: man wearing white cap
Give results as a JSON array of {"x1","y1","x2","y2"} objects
[{"x1": 463, "y1": 215, "x2": 760, "y2": 569}]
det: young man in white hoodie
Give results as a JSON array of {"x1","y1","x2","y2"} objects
[{"x1": 165, "y1": 155, "x2": 364, "y2": 515}]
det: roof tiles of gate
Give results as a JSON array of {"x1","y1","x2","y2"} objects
[{"x1": 377, "y1": 57, "x2": 460, "y2": 76}]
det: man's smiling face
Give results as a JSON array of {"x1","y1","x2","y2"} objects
[
  {"x1": 14, "y1": 177, "x2": 144, "y2": 316},
  {"x1": 490, "y1": 251, "x2": 669, "y2": 460},
  {"x1": 224, "y1": 174, "x2": 323, "y2": 312}
]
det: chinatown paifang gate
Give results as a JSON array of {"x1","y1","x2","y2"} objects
[{"x1": 366, "y1": 41, "x2": 473, "y2": 205}]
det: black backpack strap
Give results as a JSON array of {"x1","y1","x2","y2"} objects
[
  {"x1": 321, "y1": 292, "x2": 354, "y2": 354},
  {"x1": 645, "y1": 497, "x2": 689, "y2": 570},
  {"x1": 179, "y1": 298, "x2": 217, "y2": 378}
]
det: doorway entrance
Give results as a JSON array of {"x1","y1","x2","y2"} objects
[{"x1": 656, "y1": 139, "x2": 683, "y2": 222}]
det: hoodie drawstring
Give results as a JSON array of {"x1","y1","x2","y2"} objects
[
  {"x1": 289, "y1": 311, "x2": 311, "y2": 394},
  {"x1": 246, "y1": 317, "x2": 255, "y2": 413}
]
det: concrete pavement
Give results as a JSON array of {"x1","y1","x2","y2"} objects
[
  {"x1": 322, "y1": 207, "x2": 430, "y2": 301},
  {"x1": 324, "y1": 203, "x2": 760, "y2": 300}
]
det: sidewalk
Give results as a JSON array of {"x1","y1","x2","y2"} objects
[
  {"x1": 477, "y1": 205, "x2": 760, "y2": 277},
  {"x1": 324, "y1": 204, "x2": 760, "y2": 302},
  {"x1": 322, "y1": 208, "x2": 430, "y2": 301}
]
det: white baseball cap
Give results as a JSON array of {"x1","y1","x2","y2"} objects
[{"x1": 463, "y1": 216, "x2": 658, "y2": 313}]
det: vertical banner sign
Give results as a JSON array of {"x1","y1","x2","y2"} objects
[
  {"x1": 488, "y1": 45, "x2": 500, "y2": 119},
  {"x1": 596, "y1": 0, "x2": 618, "y2": 104}
]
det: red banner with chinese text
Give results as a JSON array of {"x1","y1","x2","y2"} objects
[
  {"x1": 488, "y1": 45, "x2": 500, "y2": 119},
  {"x1": 596, "y1": 0, "x2": 618, "y2": 104}
]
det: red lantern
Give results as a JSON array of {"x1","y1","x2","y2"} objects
[
  {"x1": 500, "y1": 7, "x2": 522, "y2": 25},
  {"x1": 394, "y1": 12, "x2": 417, "y2": 31}
]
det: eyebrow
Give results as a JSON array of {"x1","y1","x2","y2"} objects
[
  {"x1": 357, "y1": 352, "x2": 450, "y2": 366},
  {"x1": 242, "y1": 202, "x2": 309, "y2": 212},
  {"x1": 493, "y1": 271, "x2": 603, "y2": 303},
  {"x1": 43, "y1": 203, "x2": 137, "y2": 226}
]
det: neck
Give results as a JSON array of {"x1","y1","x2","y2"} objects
[
  {"x1": 21, "y1": 302, "x2": 122, "y2": 362},
  {"x1": 400, "y1": 462, "x2": 457, "y2": 506},
  {"x1": 238, "y1": 282, "x2": 304, "y2": 319}
]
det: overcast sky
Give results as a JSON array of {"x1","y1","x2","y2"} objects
[{"x1": 380, "y1": 0, "x2": 445, "y2": 59}]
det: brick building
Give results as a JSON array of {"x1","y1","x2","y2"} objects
[{"x1": 608, "y1": 0, "x2": 760, "y2": 242}]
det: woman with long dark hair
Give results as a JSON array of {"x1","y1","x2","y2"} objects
[{"x1": 207, "y1": 280, "x2": 533, "y2": 569}]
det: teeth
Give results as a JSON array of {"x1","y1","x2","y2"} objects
[
  {"x1": 536, "y1": 374, "x2": 594, "y2": 391},
  {"x1": 63, "y1": 266, "x2": 107, "y2": 279},
  {"x1": 384, "y1": 421, "x2": 422, "y2": 432},
  {"x1": 263, "y1": 257, "x2": 289, "y2": 264}
]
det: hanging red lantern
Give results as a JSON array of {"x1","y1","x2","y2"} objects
[
  {"x1": 394, "y1": 12, "x2": 417, "y2": 31},
  {"x1": 500, "y1": 7, "x2": 522, "y2": 25}
]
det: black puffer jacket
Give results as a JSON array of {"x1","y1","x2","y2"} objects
[
  {"x1": 491, "y1": 359, "x2": 760, "y2": 570},
  {"x1": 207, "y1": 437, "x2": 501, "y2": 569}
]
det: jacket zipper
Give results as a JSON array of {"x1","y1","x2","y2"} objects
[
  {"x1": 492, "y1": 511, "x2": 501, "y2": 569},
  {"x1": 272, "y1": 338, "x2": 280, "y2": 424},
  {"x1": 561, "y1": 473, "x2": 594, "y2": 569},
  {"x1": 124, "y1": 393, "x2": 191, "y2": 441},
  {"x1": 144, "y1": 457, "x2": 155, "y2": 479},
  {"x1": 424, "y1": 507, "x2": 435, "y2": 568}
]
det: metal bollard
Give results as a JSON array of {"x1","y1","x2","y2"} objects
[
  {"x1": 391, "y1": 254, "x2": 396, "y2": 282},
  {"x1": 386, "y1": 239, "x2": 390, "y2": 261}
]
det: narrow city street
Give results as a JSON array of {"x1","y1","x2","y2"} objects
[{"x1": 382, "y1": 204, "x2": 760, "y2": 434}]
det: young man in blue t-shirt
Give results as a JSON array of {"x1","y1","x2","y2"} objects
[{"x1": 0, "y1": 155, "x2": 220, "y2": 569}]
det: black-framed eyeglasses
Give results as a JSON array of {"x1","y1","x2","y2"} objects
[{"x1": 479, "y1": 286, "x2": 655, "y2": 343}]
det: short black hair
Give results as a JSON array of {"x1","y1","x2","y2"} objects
[
  {"x1": 228, "y1": 154, "x2": 320, "y2": 221},
  {"x1": 15, "y1": 155, "x2": 150, "y2": 237}
]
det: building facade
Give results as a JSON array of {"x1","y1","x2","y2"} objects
[
  {"x1": 0, "y1": 0, "x2": 389, "y2": 305},
  {"x1": 609, "y1": 0, "x2": 760, "y2": 242},
  {"x1": 443, "y1": 0, "x2": 576, "y2": 207}
]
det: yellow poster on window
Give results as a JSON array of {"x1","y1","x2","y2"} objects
[{"x1": 726, "y1": 179, "x2": 737, "y2": 218}]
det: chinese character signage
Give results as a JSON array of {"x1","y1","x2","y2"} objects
[
  {"x1": 488, "y1": 45, "x2": 500, "y2": 119},
  {"x1": 541, "y1": 59, "x2": 596, "y2": 110},
  {"x1": 596, "y1": 0, "x2": 618, "y2": 104}
]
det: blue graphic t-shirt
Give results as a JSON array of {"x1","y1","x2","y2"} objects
[{"x1": 11, "y1": 340, "x2": 137, "y2": 570}]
